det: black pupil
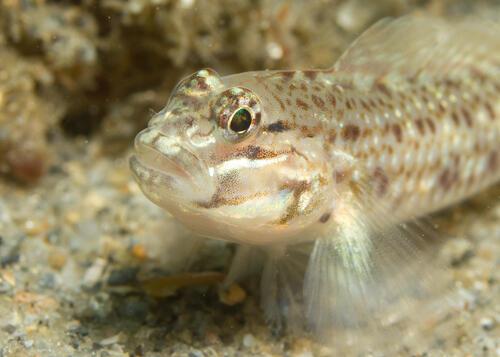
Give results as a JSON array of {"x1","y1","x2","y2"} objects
[{"x1": 229, "y1": 108, "x2": 252, "y2": 133}]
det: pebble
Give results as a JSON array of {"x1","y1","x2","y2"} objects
[
  {"x1": 48, "y1": 248, "x2": 67, "y2": 270},
  {"x1": 1, "y1": 270, "x2": 15, "y2": 286},
  {"x1": 1, "y1": 247, "x2": 20, "y2": 267},
  {"x1": 242, "y1": 333, "x2": 255, "y2": 348},
  {"x1": 23, "y1": 219, "x2": 50, "y2": 236},
  {"x1": 83, "y1": 258, "x2": 107, "y2": 288},
  {"x1": 99, "y1": 333, "x2": 123, "y2": 346},
  {"x1": 0, "y1": 281, "x2": 12, "y2": 294},
  {"x1": 23, "y1": 339, "x2": 34, "y2": 348},
  {"x1": 107, "y1": 266, "x2": 139, "y2": 286},
  {"x1": 38, "y1": 273, "x2": 56, "y2": 289},
  {"x1": 218, "y1": 283, "x2": 246, "y2": 306},
  {"x1": 188, "y1": 350, "x2": 204, "y2": 357},
  {"x1": 131, "y1": 244, "x2": 148, "y2": 260},
  {"x1": 444, "y1": 238, "x2": 474, "y2": 266},
  {"x1": 117, "y1": 296, "x2": 149, "y2": 320},
  {"x1": 480, "y1": 317, "x2": 496, "y2": 331}
]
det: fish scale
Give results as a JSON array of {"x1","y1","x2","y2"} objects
[{"x1": 131, "y1": 15, "x2": 500, "y2": 354}]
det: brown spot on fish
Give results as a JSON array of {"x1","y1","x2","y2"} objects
[
  {"x1": 311, "y1": 94, "x2": 325, "y2": 109},
  {"x1": 346, "y1": 98, "x2": 354, "y2": 110},
  {"x1": 392, "y1": 123, "x2": 403, "y2": 142},
  {"x1": 438, "y1": 101, "x2": 446, "y2": 114},
  {"x1": 245, "y1": 145, "x2": 279, "y2": 160},
  {"x1": 461, "y1": 108, "x2": 473, "y2": 127},
  {"x1": 282, "y1": 71, "x2": 294, "y2": 80},
  {"x1": 296, "y1": 98, "x2": 309, "y2": 110},
  {"x1": 267, "y1": 120, "x2": 291, "y2": 133},
  {"x1": 226, "y1": 145, "x2": 281, "y2": 161},
  {"x1": 361, "y1": 100, "x2": 371, "y2": 112},
  {"x1": 334, "y1": 170, "x2": 348, "y2": 184},
  {"x1": 328, "y1": 130, "x2": 337, "y2": 143},
  {"x1": 373, "y1": 167, "x2": 389, "y2": 196},
  {"x1": 487, "y1": 150, "x2": 498, "y2": 172},
  {"x1": 300, "y1": 82, "x2": 308, "y2": 92},
  {"x1": 303, "y1": 70, "x2": 318, "y2": 80},
  {"x1": 328, "y1": 94, "x2": 337, "y2": 108},
  {"x1": 451, "y1": 111, "x2": 460, "y2": 126},
  {"x1": 485, "y1": 102, "x2": 495, "y2": 121},
  {"x1": 426, "y1": 117, "x2": 436, "y2": 134},
  {"x1": 375, "y1": 82, "x2": 392, "y2": 98},
  {"x1": 415, "y1": 118, "x2": 425, "y2": 135},
  {"x1": 272, "y1": 93, "x2": 286, "y2": 111},
  {"x1": 342, "y1": 124, "x2": 361, "y2": 141},
  {"x1": 438, "y1": 167, "x2": 458, "y2": 191},
  {"x1": 301, "y1": 125, "x2": 321, "y2": 138},
  {"x1": 319, "y1": 212, "x2": 331, "y2": 223}
]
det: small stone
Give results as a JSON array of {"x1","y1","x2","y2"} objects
[
  {"x1": 23, "y1": 219, "x2": 50, "y2": 236},
  {"x1": 48, "y1": 248, "x2": 67, "y2": 270},
  {"x1": 480, "y1": 317, "x2": 496, "y2": 331},
  {"x1": 99, "y1": 332, "x2": 123, "y2": 346},
  {"x1": 83, "y1": 293, "x2": 113, "y2": 320},
  {"x1": 131, "y1": 244, "x2": 148, "y2": 261},
  {"x1": 83, "y1": 258, "x2": 107, "y2": 288},
  {"x1": 0, "y1": 281, "x2": 12, "y2": 294},
  {"x1": 290, "y1": 337, "x2": 314, "y2": 356},
  {"x1": 443, "y1": 238, "x2": 474, "y2": 266},
  {"x1": 64, "y1": 210, "x2": 81, "y2": 225},
  {"x1": 1, "y1": 270, "x2": 16, "y2": 286},
  {"x1": 3, "y1": 324, "x2": 17, "y2": 334},
  {"x1": 117, "y1": 296, "x2": 149, "y2": 320},
  {"x1": 204, "y1": 330, "x2": 221, "y2": 345},
  {"x1": 23, "y1": 339, "x2": 34, "y2": 348},
  {"x1": 38, "y1": 273, "x2": 56, "y2": 289},
  {"x1": 188, "y1": 350, "x2": 204, "y2": 357},
  {"x1": 107, "y1": 267, "x2": 139, "y2": 286},
  {"x1": 218, "y1": 283, "x2": 246, "y2": 306},
  {"x1": 1, "y1": 247, "x2": 20, "y2": 267},
  {"x1": 242, "y1": 333, "x2": 255, "y2": 348}
]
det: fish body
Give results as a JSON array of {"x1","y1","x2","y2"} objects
[{"x1": 131, "y1": 15, "x2": 499, "y2": 353}]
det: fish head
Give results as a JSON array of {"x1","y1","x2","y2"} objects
[{"x1": 130, "y1": 69, "x2": 333, "y2": 244}]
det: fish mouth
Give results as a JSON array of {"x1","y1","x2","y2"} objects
[{"x1": 130, "y1": 128, "x2": 211, "y2": 195}]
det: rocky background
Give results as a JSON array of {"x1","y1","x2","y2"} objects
[{"x1": 0, "y1": 0, "x2": 498, "y2": 356}]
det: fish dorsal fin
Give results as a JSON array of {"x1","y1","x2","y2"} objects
[{"x1": 331, "y1": 15, "x2": 500, "y2": 88}]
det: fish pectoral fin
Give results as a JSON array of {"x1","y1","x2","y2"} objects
[{"x1": 304, "y1": 212, "x2": 459, "y2": 354}]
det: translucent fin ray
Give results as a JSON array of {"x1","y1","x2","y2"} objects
[
  {"x1": 331, "y1": 15, "x2": 500, "y2": 88},
  {"x1": 302, "y1": 176, "x2": 461, "y2": 354}
]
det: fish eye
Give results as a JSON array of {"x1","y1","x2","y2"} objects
[{"x1": 228, "y1": 107, "x2": 253, "y2": 134}]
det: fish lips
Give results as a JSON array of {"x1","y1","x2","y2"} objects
[{"x1": 130, "y1": 130, "x2": 214, "y2": 202}]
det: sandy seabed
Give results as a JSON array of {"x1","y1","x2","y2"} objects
[{"x1": 0, "y1": 0, "x2": 498, "y2": 356}]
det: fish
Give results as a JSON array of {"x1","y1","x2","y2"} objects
[{"x1": 130, "y1": 15, "x2": 500, "y2": 354}]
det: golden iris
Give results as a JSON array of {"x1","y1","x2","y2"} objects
[{"x1": 229, "y1": 108, "x2": 253, "y2": 134}]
